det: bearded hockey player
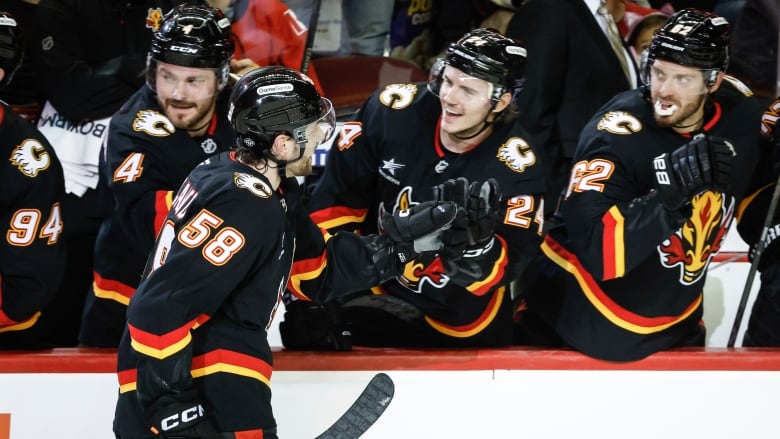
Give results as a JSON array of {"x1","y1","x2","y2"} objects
[
  {"x1": 514, "y1": 8, "x2": 766, "y2": 361},
  {"x1": 80, "y1": 4, "x2": 237, "y2": 347}
]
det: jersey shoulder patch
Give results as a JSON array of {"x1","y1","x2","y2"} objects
[{"x1": 132, "y1": 110, "x2": 175, "y2": 137}]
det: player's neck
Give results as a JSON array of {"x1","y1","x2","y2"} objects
[
  {"x1": 440, "y1": 126, "x2": 492, "y2": 154},
  {"x1": 238, "y1": 157, "x2": 282, "y2": 190}
]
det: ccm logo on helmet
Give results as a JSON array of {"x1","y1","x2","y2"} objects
[
  {"x1": 160, "y1": 404, "x2": 205, "y2": 431},
  {"x1": 169, "y1": 45, "x2": 199, "y2": 54},
  {"x1": 256, "y1": 83, "x2": 294, "y2": 95}
]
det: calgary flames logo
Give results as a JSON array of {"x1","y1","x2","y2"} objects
[
  {"x1": 658, "y1": 192, "x2": 733, "y2": 285},
  {"x1": 145, "y1": 8, "x2": 164, "y2": 31},
  {"x1": 10, "y1": 138, "x2": 50, "y2": 177},
  {"x1": 378, "y1": 187, "x2": 450, "y2": 293}
]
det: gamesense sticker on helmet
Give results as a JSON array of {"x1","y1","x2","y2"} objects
[
  {"x1": 256, "y1": 83, "x2": 295, "y2": 95},
  {"x1": 217, "y1": 17, "x2": 230, "y2": 28}
]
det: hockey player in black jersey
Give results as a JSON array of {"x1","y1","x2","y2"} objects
[
  {"x1": 282, "y1": 28, "x2": 546, "y2": 349},
  {"x1": 738, "y1": 95, "x2": 780, "y2": 346},
  {"x1": 113, "y1": 66, "x2": 457, "y2": 438},
  {"x1": 514, "y1": 9, "x2": 766, "y2": 361},
  {"x1": 0, "y1": 11, "x2": 67, "y2": 349},
  {"x1": 80, "y1": 4, "x2": 240, "y2": 347}
]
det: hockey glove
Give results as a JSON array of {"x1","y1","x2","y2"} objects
[
  {"x1": 147, "y1": 391, "x2": 220, "y2": 438},
  {"x1": 279, "y1": 300, "x2": 352, "y2": 351},
  {"x1": 652, "y1": 134, "x2": 735, "y2": 211},
  {"x1": 370, "y1": 200, "x2": 458, "y2": 281},
  {"x1": 433, "y1": 178, "x2": 501, "y2": 274}
]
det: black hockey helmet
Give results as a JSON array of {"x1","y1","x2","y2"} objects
[
  {"x1": 429, "y1": 28, "x2": 526, "y2": 104},
  {"x1": 147, "y1": 4, "x2": 234, "y2": 92},
  {"x1": 228, "y1": 66, "x2": 336, "y2": 162},
  {"x1": 0, "y1": 11, "x2": 23, "y2": 88},
  {"x1": 642, "y1": 8, "x2": 730, "y2": 87}
]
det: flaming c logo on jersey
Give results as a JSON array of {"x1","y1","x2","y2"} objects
[
  {"x1": 133, "y1": 110, "x2": 175, "y2": 137},
  {"x1": 10, "y1": 139, "x2": 50, "y2": 177},
  {"x1": 380, "y1": 187, "x2": 451, "y2": 293},
  {"x1": 658, "y1": 192, "x2": 732, "y2": 285},
  {"x1": 145, "y1": 8, "x2": 164, "y2": 31}
]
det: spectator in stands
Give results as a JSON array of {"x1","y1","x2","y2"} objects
[
  {"x1": 113, "y1": 65, "x2": 455, "y2": 438},
  {"x1": 626, "y1": 12, "x2": 670, "y2": 63},
  {"x1": 78, "y1": 4, "x2": 240, "y2": 347},
  {"x1": 281, "y1": 0, "x2": 395, "y2": 57},
  {"x1": 280, "y1": 28, "x2": 546, "y2": 349},
  {"x1": 32, "y1": 0, "x2": 191, "y2": 347},
  {"x1": 0, "y1": 10, "x2": 67, "y2": 349},
  {"x1": 513, "y1": 9, "x2": 766, "y2": 361},
  {"x1": 727, "y1": 0, "x2": 778, "y2": 102},
  {"x1": 205, "y1": 0, "x2": 324, "y2": 91},
  {"x1": 0, "y1": 0, "x2": 43, "y2": 122}
]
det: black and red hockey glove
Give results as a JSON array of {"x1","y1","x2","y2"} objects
[
  {"x1": 652, "y1": 134, "x2": 735, "y2": 211},
  {"x1": 433, "y1": 177, "x2": 501, "y2": 276},
  {"x1": 368, "y1": 200, "x2": 458, "y2": 281}
]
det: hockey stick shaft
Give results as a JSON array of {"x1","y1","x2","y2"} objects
[
  {"x1": 315, "y1": 372, "x2": 395, "y2": 439},
  {"x1": 300, "y1": 0, "x2": 322, "y2": 74},
  {"x1": 727, "y1": 173, "x2": 780, "y2": 347}
]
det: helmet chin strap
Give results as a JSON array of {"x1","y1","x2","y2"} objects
[{"x1": 453, "y1": 101, "x2": 498, "y2": 140}]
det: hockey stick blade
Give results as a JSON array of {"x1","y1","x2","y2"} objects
[{"x1": 315, "y1": 373, "x2": 395, "y2": 439}]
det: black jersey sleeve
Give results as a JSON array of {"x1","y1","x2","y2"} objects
[{"x1": 559, "y1": 122, "x2": 688, "y2": 281}]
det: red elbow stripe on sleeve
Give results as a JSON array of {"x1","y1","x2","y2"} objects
[
  {"x1": 93, "y1": 272, "x2": 136, "y2": 305},
  {"x1": 426, "y1": 286, "x2": 506, "y2": 337},
  {"x1": 128, "y1": 315, "x2": 208, "y2": 359},
  {"x1": 288, "y1": 252, "x2": 328, "y2": 300},
  {"x1": 0, "y1": 311, "x2": 40, "y2": 333},
  {"x1": 191, "y1": 349, "x2": 272, "y2": 385},
  {"x1": 153, "y1": 190, "x2": 174, "y2": 235},
  {"x1": 466, "y1": 236, "x2": 509, "y2": 296},
  {"x1": 309, "y1": 206, "x2": 368, "y2": 230},
  {"x1": 601, "y1": 206, "x2": 626, "y2": 280},
  {"x1": 542, "y1": 235, "x2": 701, "y2": 334},
  {"x1": 117, "y1": 368, "x2": 138, "y2": 393}
]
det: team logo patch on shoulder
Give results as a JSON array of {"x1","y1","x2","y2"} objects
[
  {"x1": 597, "y1": 111, "x2": 642, "y2": 135},
  {"x1": 379, "y1": 84, "x2": 417, "y2": 110},
  {"x1": 234, "y1": 172, "x2": 273, "y2": 198},
  {"x1": 497, "y1": 137, "x2": 536, "y2": 173},
  {"x1": 145, "y1": 8, "x2": 164, "y2": 31},
  {"x1": 10, "y1": 139, "x2": 50, "y2": 177},
  {"x1": 133, "y1": 110, "x2": 175, "y2": 137}
]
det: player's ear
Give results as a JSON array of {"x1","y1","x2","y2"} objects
[
  {"x1": 707, "y1": 71, "x2": 725, "y2": 94},
  {"x1": 271, "y1": 134, "x2": 291, "y2": 160},
  {"x1": 492, "y1": 91, "x2": 511, "y2": 113}
]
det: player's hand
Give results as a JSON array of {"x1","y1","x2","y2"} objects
[
  {"x1": 652, "y1": 134, "x2": 735, "y2": 211},
  {"x1": 148, "y1": 394, "x2": 220, "y2": 439},
  {"x1": 365, "y1": 201, "x2": 458, "y2": 282},
  {"x1": 433, "y1": 177, "x2": 501, "y2": 258},
  {"x1": 380, "y1": 200, "x2": 459, "y2": 262}
]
